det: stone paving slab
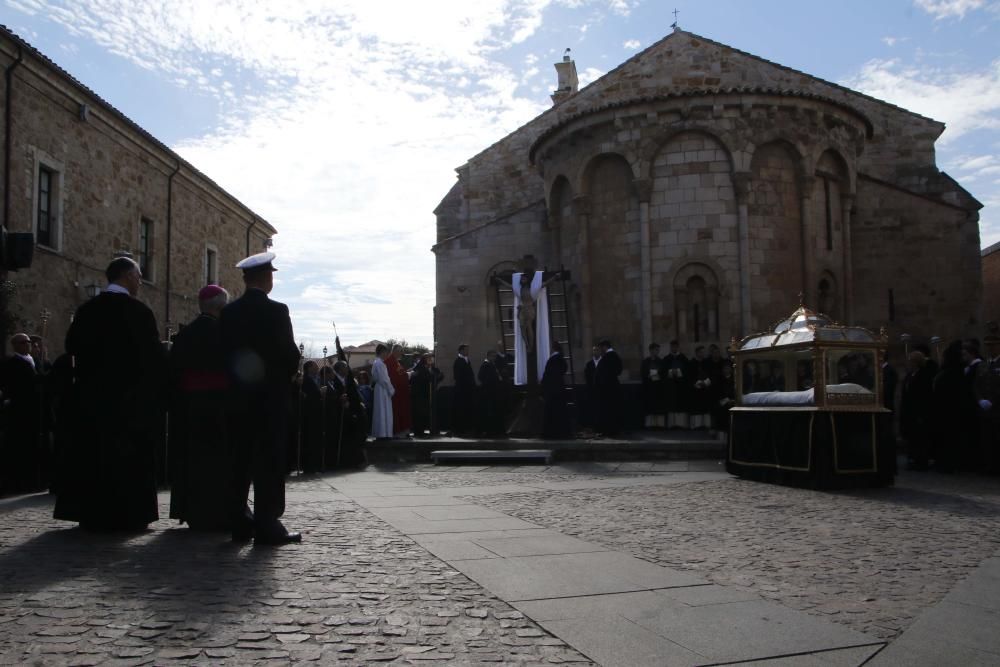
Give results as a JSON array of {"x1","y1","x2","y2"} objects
[
  {"x1": 723, "y1": 644, "x2": 884, "y2": 666},
  {"x1": 517, "y1": 590, "x2": 878, "y2": 665},
  {"x1": 870, "y1": 556, "x2": 1000, "y2": 666},
  {"x1": 449, "y1": 551, "x2": 707, "y2": 601},
  {"x1": 538, "y1": 614, "x2": 707, "y2": 666}
]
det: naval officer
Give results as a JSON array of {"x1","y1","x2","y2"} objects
[{"x1": 221, "y1": 251, "x2": 302, "y2": 545}]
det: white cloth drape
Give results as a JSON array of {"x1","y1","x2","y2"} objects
[
  {"x1": 371, "y1": 357, "x2": 395, "y2": 438},
  {"x1": 513, "y1": 271, "x2": 551, "y2": 386}
]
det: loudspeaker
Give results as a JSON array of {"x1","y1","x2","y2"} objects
[{"x1": 2, "y1": 230, "x2": 34, "y2": 270}]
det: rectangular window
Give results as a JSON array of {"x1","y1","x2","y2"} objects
[
  {"x1": 36, "y1": 166, "x2": 53, "y2": 247},
  {"x1": 205, "y1": 247, "x2": 218, "y2": 285},
  {"x1": 139, "y1": 218, "x2": 153, "y2": 279}
]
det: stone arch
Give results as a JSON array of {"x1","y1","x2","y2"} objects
[
  {"x1": 672, "y1": 262, "x2": 721, "y2": 344},
  {"x1": 744, "y1": 135, "x2": 809, "y2": 185},
  {"x1": 639, "y1": 125, "x2": 737, "y2": 181},
  {"x1": 747, "y1": 140, "x2": 804, "y2": 331},
  {"x1": 583, "y1": 153, "x2": 642, "y2": 362},
  {"x1": 812, "y1": 148, "x2": 851, "y2": 255},
  {"x1": 812, "y1": 146, "x2": 854, "y2": 193},
  {"x1": 574, "y1": 151, "x2": 638, "y2": 197},
  {"x1": 547, "y1": 175, "x2": 573, "y2": 229}
]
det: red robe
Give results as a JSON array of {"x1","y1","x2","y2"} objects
[{"x1": 386, "y1": 355, "x2": 413, "y2": 434}]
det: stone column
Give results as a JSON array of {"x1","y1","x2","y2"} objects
[
  {"x1": 799, "y1": 175, "x2": 817, "y2": 307},
  {"x1": 732, "y1": 172, "x2": 752, "y2": 334},
  {"x1": 841, "y1": 193, "x2": 855, "y2": 322},
  {"x1": 573, "y1": 194, "x2": 593, "y2": 350},
  {"x1": 634, "y1": 177, "x2": 653, "y2": 351}
]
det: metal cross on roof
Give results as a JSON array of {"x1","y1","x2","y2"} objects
[{"x1": 671, "y1": 7, "x2": 680, "y2": 28}]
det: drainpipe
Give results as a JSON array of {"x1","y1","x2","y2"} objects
[
  {"x1": 2, "y1": 46, "x2": 23, "y2": 357},
  {"x1": 165, "y1": 162, "x2": 180, "y2": 336},
  {"x1": 246, "y1": 216, "x2": 256, "y2": 256},
  {"x1": 3, "y1": 46, "x2": 22, "y2": 231}
]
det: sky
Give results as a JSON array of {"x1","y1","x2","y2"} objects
[{"x1": 2, "y1": 0, "x2": 999, "y2": 351}]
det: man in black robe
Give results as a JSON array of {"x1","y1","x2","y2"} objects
[
  {"x1": 326, "y1": 339, "x2": 368, "y2": 468},
  {"x1": 640, "y1": 343, "x2": 666, "y2": 429},
  {"x1": 541, "y1": 341, "x2": 571, "y2": 438},
  {"x1": 662, "y1": 340, "x2": 689, "y2": 429},
  {"x1": 581, "y1": 345, "x2": 600, "y2": 433},
  {"x1": 54, "y1": 257, "x2": 165, "y2": 531},
  {"x1": 687, "y1": 346, "x2": 714, "y2": 430},
  {"x1": 477, "y1": 350, "x2": 504, "y2": 436},
  {"x1": 221, "y1": 252, "x2": 302, "y2": 545},
  {"x1": 1, "y1": 333, "x2": 40, "y2": 494},
  {"x1": 410, "y1": 353, "x2": 443, "y2": 437},
  {"x1": 594, "y1": 339, "x2": 623, "y2": 437},
  {"x1": 299, "y1": 361, "x2": 324, "y2": 473},
  {"x1": 168, "y1": 285, "x2": 231, "y2": 530},
  {"x1": 451, "y1": 344, "x2": 477, "y2": 436}
]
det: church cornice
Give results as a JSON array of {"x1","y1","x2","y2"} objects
[{"x1": 528, "y1": 87, "x2": 874, "y2": 164}]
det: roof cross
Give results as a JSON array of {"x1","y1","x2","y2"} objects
[{"x1": 671, "y1": 7, "x2": 680, "y2": 29}]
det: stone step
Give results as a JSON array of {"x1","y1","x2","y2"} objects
[{"x1": 431, "y1": 449, "x2": 553, "y2": 464}]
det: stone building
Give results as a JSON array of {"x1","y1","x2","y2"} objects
[
  {"x1": 982, "y1": 242, "x2": 1000, "y2": 326},
  {"x1": 433, "y1": 29, "x2": 983, "y2": 380},
  {"x1": 0, "y1": 26, "x2": 275, "y2": 354}
]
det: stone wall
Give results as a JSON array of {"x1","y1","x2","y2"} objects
[
  {"x1": 983, "y1": 243, "x2": 1000, "y2": 326},
  {"x1": 852, "y1": 176, "x2": 981, "y2": 342},
  {"x1": 0, "y1": 32, "x2": 274, "y2": 354}
]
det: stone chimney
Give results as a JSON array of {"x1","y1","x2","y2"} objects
[{"x1": 550, "y1": 48, "x2": 578, "y2": 105}]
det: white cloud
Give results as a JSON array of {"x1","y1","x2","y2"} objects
[
  {"x1": 914, "y1": 0, "x2": 993, "y2": 19},
  {"x1": 8, "y1": 0, "x2": 644, "y2": 346},
  {"x1": 623, "y1": 38, "x2": 641, "y2": 50},
  {"x1": 578, "y1": 66, "x2": 606, "y2": 87},
  {"x1": 842, "y1": 58, "x2": 1000, "y2": 143},
  {"x1": 881, "y1": 36, "x2": 909, "y2": 47}
]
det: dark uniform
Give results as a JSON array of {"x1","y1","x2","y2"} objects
[
  {"x1": 325, "y1": 359, "x2": 368, "y2": 468},
  {"x1": 221, "y1": 286, "x2": 300, "y2": 542},
  {"x1": 541, "y1": 351, "x2": 571, "y2": 438},
  {"x1": 594, "y1": 346, "x2": 623, "y2": 436},
  {"x1": 452, "y1": 354, "x2": 477, "y2": 436},
  {"x1": 477, "y1": 356, "x2": 504, "y2": 435},
  {"x1": 0, "y1": 353, "x2": 40, "y2": 494},
  {"x1": 54, "y1": 290, "x2": 165, "y2": 530},
  {"x1": 168, "y1": 312, "x2": 231, "y2": 530}
]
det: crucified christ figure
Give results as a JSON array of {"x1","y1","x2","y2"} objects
[{"x1": 498, "y1": 271, "x2": 561, "y2": 355}]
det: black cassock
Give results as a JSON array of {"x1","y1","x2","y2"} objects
[
  {"x1": 640, "y1": 356, "x2": 666, "y2": 417},
  {"x1": 477, "y1": 359, "x2": 504, "y2": 435},
  {"x1": 410, "y1": 361, "x2": 443, "y2": 436},
  {"x1": 299, "y1": 376, "x2": 324, "y2": 473},
  {"x1": 54, "y1": 292, "x2": 165, "y2": 529},
  {"x1": 220, "y1": 288, "x2": 300, "y2": 536},
  {"x1": 595, "y1": 350, "x2": 624, "y2": 436},
  {"x1": 452, "y1": 356, "x2": 477, "y2": 435},
  {"x1": 167, "y1": 313, "x2": 231, "y2": 530},
  {"x1": 0, "y1": 355, "x2": 40, "y2": 494},
  {"x1": 325, "y1": 372, "x2": 367, "y2": 468},
  {"x1": 541, "y1": 352, "x2": 571, "y2": 439}
]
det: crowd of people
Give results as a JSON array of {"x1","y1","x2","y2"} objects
[
  {"x1": 3, "y1": 254, "x2": 998, "y2": 543},
  {"x1": 899, "y1": 337, "x2": 1000, "y2": 474},
  {"x1": 638, "y1": 340, "x2": 736, "y2": 433}
]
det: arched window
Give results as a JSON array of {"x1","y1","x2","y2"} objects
[
  {"x1": 817, "y1": 274, "x2": 837, "y2": 318},
  {"x1": 674, "y1": 264, "x2": 720, "y2": 343}
]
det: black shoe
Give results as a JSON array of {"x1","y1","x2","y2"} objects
[{"x1": 255, "y1": 531, "x2": 302, "y2": 546}]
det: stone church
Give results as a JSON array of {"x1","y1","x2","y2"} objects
[{"x1": 433, "y1": 28, "x2": 983, "y2": 380}]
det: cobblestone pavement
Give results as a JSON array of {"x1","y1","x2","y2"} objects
[
  {"x1": 0, "y1": 478, "x2": 592, "y2": 666},
  {"x1": 449, "y1": 469, "x2": 1000, "y2": 642}
]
